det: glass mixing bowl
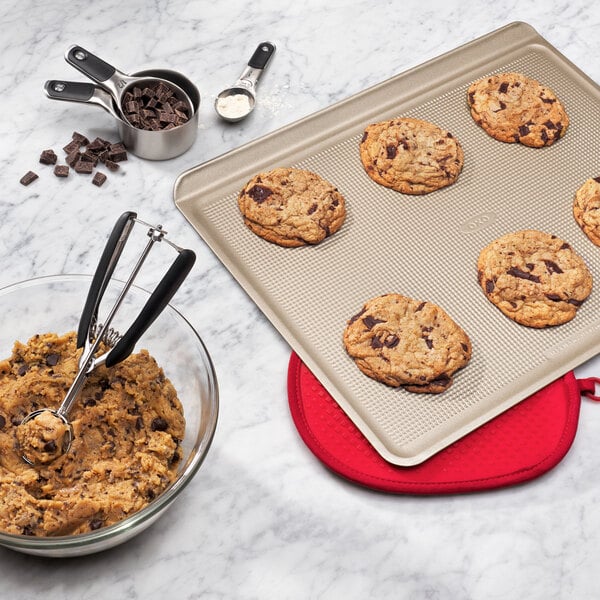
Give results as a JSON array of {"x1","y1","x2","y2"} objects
[{"x1": 0, "y1": 275, "x2": 218, "y2": 557}]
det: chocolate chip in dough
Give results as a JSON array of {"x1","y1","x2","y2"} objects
[{"x1": 150, "y1": 417, "x2": 168, "y2": 432}]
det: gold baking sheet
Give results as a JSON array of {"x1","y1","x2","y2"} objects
[{"x1": 175, "y1": 22, "x2": 600, "y2": 465}]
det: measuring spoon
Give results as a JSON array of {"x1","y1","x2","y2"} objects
[{"x1": 215, "y1": 41, "x2": 276, "y2": 122}]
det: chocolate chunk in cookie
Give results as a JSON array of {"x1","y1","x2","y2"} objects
[
  {"x1": 359, "y1": 118, "x2": 464, "y2": 194},
  {"x1": 237, "y1": 167, "x2": 346, "y2": 247},
  {"x1": 573, "y1": 177, "x2": 600, "y2": 246},
  {"x1": 467, "y1": 72, "x2": 569, "y2": 147},
  {"x1": 343, "y1": 294, "x2": 471, "y2": 393},
  {"x1": 477, "y1": 230, "x2": 592, "y2": 327}
]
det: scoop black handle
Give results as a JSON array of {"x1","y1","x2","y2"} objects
[
  {"x1": 77, "y1": 211, "x2": 137, "y2": 349},
  {"x1": 248, "y1": 42, "x2": 276, "y2": 70},
  {"x1": 104, "y1": 248, "x2": 196, "y2": 368},
  {"x1": 65, "y1": 45, "x2": 116, "y2": 83}
]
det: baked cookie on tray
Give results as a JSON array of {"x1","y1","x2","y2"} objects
[
  {"x1": 237, "y1": 167, "x2": 346, "y2": 247},
  {"x1": 467, "y1": 72, "x2": 569, "y2": 147},
  {"x1": 343, "y1": 294, "x2": 472, "y2": 393},
  {"x1": 573, "y1": 177, "x2": 600, "y2": 246},
  {"x1": 359, "y1": 118, "x2": 464, "y2": 194},
  {"x1": 477, "y1": 230, "x2": 592, "y2": 328}
]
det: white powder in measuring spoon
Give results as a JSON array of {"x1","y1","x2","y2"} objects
[{"x1": 216, "y1": 93, "x2": 252, "y2": 120}]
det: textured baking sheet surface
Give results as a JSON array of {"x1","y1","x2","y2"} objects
[{"x1": 175, "y1": 23, "x2": 600, "y2": 465}]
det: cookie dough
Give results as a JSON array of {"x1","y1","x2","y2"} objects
[
  {"x1": 343, "y1": 294, "x2": 472, "y2": 393},
  {"x1": 237, "y1": 167, "x2": 346, "y2": 247},
  {"x1": 467, "y1": 72, "x2": 569, "y2": 147},
  {"x1": 477, "y1": 230, "x2": 592, "y2": 327},
  {"x1": 359, "y1": 117, "x2": 464, "y2": 194},
  {"x1": 17, "y1": 409, "x2": 72, "y2": 465},
  {"x1": 573, "y1": 177, "x2": 600, "y2": 246},
  {"x1": 0, "y1": 331, "x2": 185, "y2": 537}
]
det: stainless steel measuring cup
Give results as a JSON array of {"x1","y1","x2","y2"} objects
[
  {"x1": 215, "y1": 42, "x2": 276, "y2": 122},
  {"x1": 65, "y1": 45, "x2": 194, "y2": 120},
  {"x1": 45, "y1": 46, "x2": 201, "y2": 160}
]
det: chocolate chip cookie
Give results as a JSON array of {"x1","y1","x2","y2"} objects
[
  {"x1": 573, "y1": 177, "x2": 600, "y2": 246},
  {"x1": 467, "y1": 72, "x2": 569, "y2": 147},
  {"x1": 343, "y1": 294, "x2": 472, "y2": 393},
  {"x1": 477, "y1": 230, "x2": 592, "y2": 327},
  {"x1": 237, "y1": 167, "x2": 346, "y2": 247},
  {"x1": 359, "y1": 118, "x2": 464, "y2": 194}
]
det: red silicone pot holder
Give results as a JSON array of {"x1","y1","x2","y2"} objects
[{"x1": 288, "y1": 352, "x2": 600, "y2": 494}]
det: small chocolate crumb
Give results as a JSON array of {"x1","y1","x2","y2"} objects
[{"x1": 0, "y1": 415, "x2": 5, "y2": 429}]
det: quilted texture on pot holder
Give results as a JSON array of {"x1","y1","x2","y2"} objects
[{"x1": 288, "y1": 353, "x2": 589, "y2": 494}]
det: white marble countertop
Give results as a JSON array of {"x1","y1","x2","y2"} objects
[{"x1": 2, "y1": 0, "x2": 600, "y2": 598}]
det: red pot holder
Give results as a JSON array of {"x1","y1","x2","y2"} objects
[{"x1": 287, "y1": 352, "x2": 600, "y2": 494}]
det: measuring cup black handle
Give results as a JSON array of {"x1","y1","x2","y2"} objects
[
  {"x1": 104, "y1": 248, "x2": 196, "y2": 368},
  {"x1": 45, "y1": 80, "x2": 96, "y2": 102},
  {"x1": 77, "y1": 211, "x2": 137, "y2": 348},
  {"x1": 65, "y1": 45, "x2": 116, "y2": 83},
  {"x1": 248, "y1": 42, "x2": 276, "y2": 69}
]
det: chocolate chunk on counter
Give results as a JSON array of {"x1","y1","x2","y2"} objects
[
  {"x1": 92, "y1": 172, "x2": 107, "y2": 187},
  {"x1": 19, "y1": 171, "x2": 38, "y2": 186},
  {"x1": 104, "y1": 159, "x2": 119, "y2": 172},
  {"x1": 74, "y1": 160, "x2": 94, "y2": 174},
  {"x1": 63, "y1": 139, "x2": 81, "y2": 154},
  {"x1": 65, "y1": 150, "x2": 81, "y2": 167},
  {"x1": 39, "y1": 149, "x2": 58, "y2": 165},
  {"x1": 107, "y1": 143, "x2": 128, "y2": 162},
  {"x1": 54, "y1": 165, "x2": 69, "y2": 177},
  {"x1": 71, "y1": 131, "x2": 90, "y2": 146}
]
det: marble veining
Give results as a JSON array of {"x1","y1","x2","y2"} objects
[{"x1": 1, "y1": 0, "x2": 600, "y2": 598}]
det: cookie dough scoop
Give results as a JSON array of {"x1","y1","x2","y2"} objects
[{"x1": 17, "y1": 211, "x2": 196, "y2": 466}]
